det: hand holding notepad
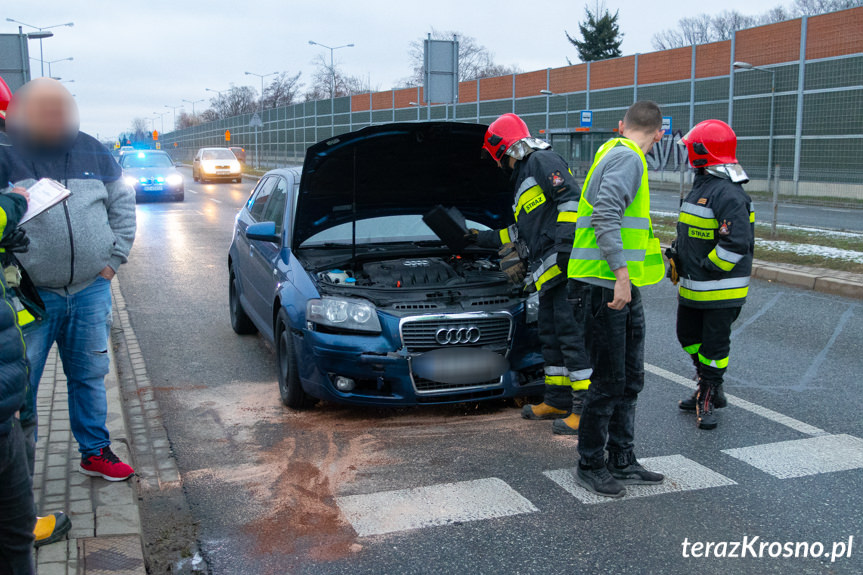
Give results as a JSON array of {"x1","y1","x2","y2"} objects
[{"x1": 15, "y1": 178, "x2": 71, "y2": 224}]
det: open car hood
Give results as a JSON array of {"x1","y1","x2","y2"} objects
[{"x1": 293, "y1": 122, "x2": 513, "y2": 249}]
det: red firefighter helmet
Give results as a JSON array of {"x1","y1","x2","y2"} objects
[
  {"x1": 681, "y1": 119, "x2": 738, "y2": 168},
  {"x1": 0, "y1": 76, "x2": 11, "y2": 120},
  {"x1": 482, "y1": 113, "x2": 531, "y2": 163},
  {"x1": 681, "y1": 120, "x2": 738, "y2": 168}
]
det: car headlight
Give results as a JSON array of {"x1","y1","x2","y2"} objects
[
  {"x1": 525, "y1": 292, "x2": 540, "y2": 324},
  {"x1": 201, "y1": 160, "x2": 215, "y2": 173},
  {"x1": 229, "y1": 160, "x2": 241, "y2": 172},
  {"x1": 166, "y1": 173, "x2": 183, "y2": 186},
  {"x1": 307, "y1": 297, "x2": 381, "y2": 334},
  {"x1": 123, "y1": 176, "x2": 137, "y2": 187}
]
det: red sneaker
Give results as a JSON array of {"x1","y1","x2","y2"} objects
[{"x1": 80, "y1": 447, "x2": 135, "y2": 481}]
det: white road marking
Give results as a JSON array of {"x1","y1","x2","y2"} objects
[
  {"x1": 645, "y1": 363, "x2": 829, "y2": 437},
  {"x1": 187, "y1": 190, "x2": 197, "y2": 194},
  {"x1": 336, "y1": 477, "x2": 537, "y2": 537},
  {"x1": 209, "y1": 198, "x2": 222, "y2": 204},
  {"x1": 722, "y1": 434, "x2": 863, "y2": 479},
  {"x1": 544, "y1": 454, "x2": 736, "y2": 505}
]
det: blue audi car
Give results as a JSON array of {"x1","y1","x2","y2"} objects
[{"x1": 228, "y1": 122, "x2": 544, "y2": 409}]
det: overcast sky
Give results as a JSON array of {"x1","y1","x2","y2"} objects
[{"x1": 4, "y1": 0, "x2": 780, "y2": 140}]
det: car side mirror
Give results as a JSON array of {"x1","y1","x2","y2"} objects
[{"x1": 246, "y1": 221, "x2": 281, "y2": 243}]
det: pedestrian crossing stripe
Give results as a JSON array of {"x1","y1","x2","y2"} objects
[
  {"x1": 543, "y1": 455, "x2": 737, "y2": 505},
  {"x1": 336, "y1": 477, "x2": 538, "y2": 537},
  {"x1": 722, "y1": 434, "x2": 863, "y2": 479}
]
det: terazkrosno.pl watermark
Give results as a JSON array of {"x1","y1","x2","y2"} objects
[{"x1": 681, "y1": 536, "x2": 854, "y2": 562}]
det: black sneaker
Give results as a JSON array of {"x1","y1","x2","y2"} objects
[
  {"x1": 696, "y1": 385, "x2": 718, "y2": 430},
  {"x1": 576, "y1": 464, "x2": 626, "y2": 498},
  {"x1": 607, "y1": 452, "x2": 664, "y2": 485},
  {"x1": 680, "y1": 385, "x2": 727, "y2": 411}
]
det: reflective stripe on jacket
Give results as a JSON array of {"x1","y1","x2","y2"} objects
[
  {"x1": 676, "y1": 171, "x2": 755, "y2": 309},
  {"x1": 477, "y1": 148, "x2": 580, "y2": 293},
  {"x1": 567, "y1": 138, "x2": 665, "y2": 287}
]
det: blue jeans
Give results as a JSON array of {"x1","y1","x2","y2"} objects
[
  {"x1": 19, "y1": 277, "x2": 112, "y2": 458},
  {"x1": 576, "y1": 283, "x2": 646, "y2": 467}
]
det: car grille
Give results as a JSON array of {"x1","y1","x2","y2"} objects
[
  {"x1": 413, "y1": 376, "x2": 502, "y2": 393},
  {"x1": 400, "y1": 313, "x2": 512, "y2": 352},
  {"x1": 138, "y1": 177, "x2": 160, "y2": 184}
]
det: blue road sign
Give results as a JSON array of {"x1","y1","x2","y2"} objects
[
  {"x1": 662, "y1": 116, "x2": 672, "y2": 132},
  {"x1": 580, "y1": 110, "x2": 593, "y2": 128}
]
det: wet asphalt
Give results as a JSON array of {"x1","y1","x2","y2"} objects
[{"x1": 119, "y1": 168, "x2": 863, "y2": 575}]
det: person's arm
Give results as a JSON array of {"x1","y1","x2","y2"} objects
[
  {"x1": 703, "y1": 188, "x2": 752, "y2": 274},
  {"x1": 473, "y1": 225, "x2": 517, "y2": 248},
  {"x1": 0, "y1": 189, "x2": 28, "y2": 241},
  {"x1": 102, "y1": 178, "x2": 137, "y2": 277},
  {"x1": 589, "y1": 150, "x2": 643, "y2": 309}
]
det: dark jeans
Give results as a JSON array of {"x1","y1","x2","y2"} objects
[
  {"x1": 0, "y1": 421, "x2": 35, "y2": 575},
  {"x1": 676, "y1": 304, "x2": 742, "y2": 387},
  {"x1": 539, "y1": 281, "x2": 592, "y2": 412},
  {"x1": 576, "y1": 282, "x2": 646, "y2": 468}
]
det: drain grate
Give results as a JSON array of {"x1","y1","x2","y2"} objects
[{"x1": 79, "y1": 535, "x2": 146, "y2": 575}]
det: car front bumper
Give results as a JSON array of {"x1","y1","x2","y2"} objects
[{"x1": 293, "y1": 310, "x2": 544, "y2": 406}]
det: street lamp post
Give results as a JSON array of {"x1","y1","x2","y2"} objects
[
  {"x1": 540, "y1": 89, "x2": 554, "y2": 140},
  {"x1": 153, "y1": 111, "x2": 168, "y2": 134},
  {"x1": 309, "y1": 40, "x2": 354, "y2": 127},
  {"x1": 182, "y1": 98, "x2": 203, "y2": 117},
  {"x1": 45, "y1": 57, "x2": 73, "y2": 79},
  {"x1": 734, "y1": 61, "x2": 777, "y2": 235},
  {"x1": 6, "y1": 19, "x2": 74, "y2": 77},
  {"x1": 165, "y1": 104, "x2": 183, "y2": 131},
  {"x1": 244, "y1": 71, "x2": 277, "y2": 111}
]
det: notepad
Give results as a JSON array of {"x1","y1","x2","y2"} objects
[{"x1": 19, "y1": 178, "x2": 71, "y2": 225}]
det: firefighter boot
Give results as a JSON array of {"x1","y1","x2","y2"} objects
[
  {"x1": 696, "y1": 384, "x2": 719, "y2": 430},
  {"x1": 680, "y1": 385, "x2": 726, "y2": 411},
  {"x1": 552, "y1": 414, "x2": 580, "y2": 435},
  {"x1": 522, "y1": 403, "x2": 568, "y2": 420}
]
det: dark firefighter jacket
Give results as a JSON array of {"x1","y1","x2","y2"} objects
[
  {"x1": 477, "y1": 148, "x2": 580, "y2": 293},
  {"x1": 676, "y1": 170, "x2": 755, "y2": 309}
]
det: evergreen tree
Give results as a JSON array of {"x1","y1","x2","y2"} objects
[{"x1": 566, "y1": 3, "x2": 624, "y2": 62}]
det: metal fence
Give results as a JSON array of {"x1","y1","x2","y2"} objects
[{"x1": 160, "y1": 9, "x2": 863, "y2": 206}]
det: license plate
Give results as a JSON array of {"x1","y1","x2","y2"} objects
[
  {"x1": 142, "y1": 185, "x2": 163, "y2": 191},
  {"x1": 216, "y1": 170, "x2": 230, "y2": 175}
]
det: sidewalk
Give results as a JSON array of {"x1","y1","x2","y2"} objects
[{"x1": 31, "y1": 343, "x2": 146, "y2": 575}]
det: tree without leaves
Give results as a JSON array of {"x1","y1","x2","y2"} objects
[
  {"x1": 262, "y1": 71, "x2": 303, "y2": 109},
  {"x1": 208, "y1": 84, "x2": 259, "y2": 119},
  {"x1": 651, "y1": 0, "x2": 862, "y2": 49},
  {"x1": 399, "y1": 29, "x2": 520, "y2": 87},
  {"x1": 175, "y1": 111, "x2": 200, "y2": 130},
  {"x1": 566, "y1": 2, "x2": 623, "y2": 62},
  {"x1": 304, "y1": 54, "x2": 368, "y2": 101}
]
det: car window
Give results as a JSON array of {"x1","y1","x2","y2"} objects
[
  {"x1": 121, "y1": 153, "x2": 173, "y2": 168},
  {"x1": 248, "y1": 177, "x2": 275, "y2": 221},
  {"x1": 260, "y1": 177, "x2": 289, "y2": 233},
  {"x1": 202, "y1": 149, "x2": 235, "y2": 161},
  {"x1": 301, "y1": 215, "x2": 490, "y2": 247}
]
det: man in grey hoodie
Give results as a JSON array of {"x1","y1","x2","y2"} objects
[{"x1": 0, "y1": 78, "x2": 137, "y2": 482}]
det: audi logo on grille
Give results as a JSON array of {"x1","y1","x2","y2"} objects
[{"x1": 435, "y1": 326, "x2": 481, "y2": 345}]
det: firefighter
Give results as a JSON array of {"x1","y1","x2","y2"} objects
[
  {"x1": 668, "y1": 119, "x2": 755, "y2": 430},
  {"x1": 470, "y1": 113, "x2": 589, "y2": 435}
]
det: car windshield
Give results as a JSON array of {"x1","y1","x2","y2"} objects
[
  {"x1": 301, "y1": 215, "x2": 490, "y2": 247},
  {"x1": 122, "y1": 153, "x2": 173, "y2": 168},
  {"x1": 202, "y1": 149, "x2": 235, "y2": 160}
]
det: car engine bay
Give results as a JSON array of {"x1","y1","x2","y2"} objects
[{"x1": 317, "y1": 256, "x2": 508, "y2": 290}]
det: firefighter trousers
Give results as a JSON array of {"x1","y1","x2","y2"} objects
[
  {"x1": 537, "y1": 281, "x2": 592, "y2": 413},
  {"x1": 676, "y1": 304, "x2": 742, "y2": 388}
]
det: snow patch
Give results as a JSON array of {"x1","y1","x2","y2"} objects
[{"x1": 757, "y1": 240, "x2": 863, "y2": 263}]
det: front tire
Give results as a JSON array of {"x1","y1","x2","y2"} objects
[
  {"x1": 229, "y1": 267, "x2": 257, "y2": 335},
  {"x1": 276, "y1": 309, "x2": 314, "y2": 409}
]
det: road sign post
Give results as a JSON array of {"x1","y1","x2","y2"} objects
[{"x1": 249, "y1": 112, "x2": 263, "y2": 169}]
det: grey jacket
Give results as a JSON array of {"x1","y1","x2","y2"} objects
[
  {"x1": 578, "y1": 144, "x2": 644, "y2": 289},
  {"x1": 0, "y1": 131, "x2": 136, "y2": 293}
]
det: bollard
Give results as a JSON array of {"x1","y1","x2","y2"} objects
[{"x1": 771, "y1": 164, "x2": 780, "y2": 238}]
